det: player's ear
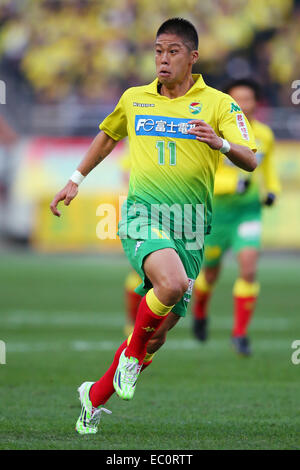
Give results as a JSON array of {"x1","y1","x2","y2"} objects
[{"x1": 191, "y1": 50, "x2": 199, "y2": 65}]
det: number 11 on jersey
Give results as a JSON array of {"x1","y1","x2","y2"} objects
[{"x1": 156, "y1": 141, "x2": 176, "y2": 166}]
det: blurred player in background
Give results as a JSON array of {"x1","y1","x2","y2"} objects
[
  {"x1": 50, "y1": 18, "x2": 257, "y2": 435},
  {"x1": 0, "y1": 115, "x2": 18, "y2": 231},
  {"x1": 124, "y1": 270, "x2": 141, "y2": 335},
  {"x1": 119, "y1": 148, "x2": 142, "y2": 336},
  {"x1": 192, "y1": 78, "x2": 281, "y2": 356}
]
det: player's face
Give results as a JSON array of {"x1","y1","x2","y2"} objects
[
  {"x1": 155, "y1": 33, "x2": 198, "y2": 85},
  {"x1": 229, "y1": 86, "x2": 257, "y2": 118}
]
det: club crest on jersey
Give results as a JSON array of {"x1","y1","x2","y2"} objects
[{"x1": 189, "y1": 102, "x2": 202, "y2": 114}]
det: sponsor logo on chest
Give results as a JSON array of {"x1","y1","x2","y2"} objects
[{"x1": 135, "y1": 114, "x2": 197, "y2": 139}]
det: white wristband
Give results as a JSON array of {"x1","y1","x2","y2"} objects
[
  {"x1": 70, "y1": 170, "x2": 85, "y2": 186},
  {"x1": 219, "y1": 138, "x2": 231, "y2": 154}
]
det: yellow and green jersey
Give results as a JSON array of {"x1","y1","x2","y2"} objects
[
  {"x1": 214, "y1": 118, "x2": 280, "y2": 198},
  {"x1": 100, "y1": 74, "x2": 256, "y2": 234}
]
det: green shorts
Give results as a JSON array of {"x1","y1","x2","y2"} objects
[
  {"x1": 119, "y1": 225, "x2": 203, "y2": 317},
  {"x1": 204, "y1": 194, "x2": 262, "y2": 268}
]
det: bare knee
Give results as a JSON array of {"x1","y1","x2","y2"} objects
[
  {"x1": 144, "y1": 249, "x2": 189, "y2": 306},
  {"x1": 155, "y1": 276, "x2": 189, "y2": 305},
  {"x1": 240, "y1": 268, "x2": 256, "y2": 283}
]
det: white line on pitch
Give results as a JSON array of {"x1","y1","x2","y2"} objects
[
  {"x1": 5, "y1": 338, "x2": 292, "y2": 353},
  {"x1": 1, "y1": 311, "x2": 292, "y2": 331}
]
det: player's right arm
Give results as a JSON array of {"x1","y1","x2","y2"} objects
[
  {"x1": 50, "y1": 131, "x2": 117, "y2": 217},
  {"x1": 50, "y1": 89, "x2": 129, "y2": 217}
]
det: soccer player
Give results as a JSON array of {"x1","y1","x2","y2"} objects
[
  {"x1": 50, "y1": 18, "x2": 257, "y2": 435},
  {"x1": 192, "y1": 78, "x2": 281, "y2": 355}
]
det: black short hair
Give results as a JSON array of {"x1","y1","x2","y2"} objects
[
  {"x1": 156, "y1": 18, "x2": 198, "y2": 51},
  {"x1": 223, "y1": 78, "x2": 261, "y2": 101}
]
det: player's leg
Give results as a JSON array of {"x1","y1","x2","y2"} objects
[
  {"x1": 76, "y1": 334, "x2": 150, "y2": 435},
  {"x1": 192, "y1": 223, "x2": 230, "y2": 341},
  {"x1": 124, "y1": 270, "x2": 142, "y2": 336},
  {"x1": 146, "y1": 311, "x2": 180, "y2": 353},
  {"x1": 124, "y1": 247, "x2": 188, "y2": 359},
  {"x1": 76, "y1": 312, "x2": 180, "y2": 428},
  {"x1": 114, "y1": 248, "x2": 188, "y2": 400},
  {"x1": 75, "y1": 310, "x2": 181, "y2": 435},
  {"x1": 76, "y1": 236, "x2": 199, "y2": 433},
  {"x1": 193, "y1": 264, "x2": 221, "y2": 341},
  {"x1": 231, "y1": 218, "x2": 261, "y2": 355},
  {"x1": 231, "y1": 248, "x2": 260, "y2": 355},
  {"x1": 89, "y1": 311, "x2": 180, "y2": 408}
]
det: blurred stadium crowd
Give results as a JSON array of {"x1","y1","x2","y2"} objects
[
  {"x1": 0, "y1": 0, "x2": 299, "y2": 108},
  {"x1": 0, "y1": 1, "x2": 299, "y2": 248}
]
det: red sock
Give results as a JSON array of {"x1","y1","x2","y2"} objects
[
  {"x1": 89, "y1": 341, "x2": 153, "y2": 407},
  {"x1": 125, "y1": 289, "x2": 141, "y2": 323},
  {"x1": 125, "y1": 296, "x2": 167, "y2": 363},
  {"x1": 193, "y1": 289, "x2": 211, "y2": 320},
  {"x1": 232, "y1": 296, "x2": 256, "y2": 337},
  {"x1": 89, "y1": 339, "x2": 127, "y2": 407}
]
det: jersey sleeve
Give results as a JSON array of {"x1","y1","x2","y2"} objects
[
  {"x1": 217, "y1": 95, "x2": 257, "y2": 152},
  {"x1": 259, "y1": 128, "x2": 281, "y2": 194},
  {"x1": 99, "y1": 92, "x2": 128, "y2": 141}
]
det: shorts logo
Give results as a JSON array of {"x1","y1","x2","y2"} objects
[
  {"x1": 183, "y1": 278, "x2": 195, "y2": 302},
  {"x1": 135, "y1": 241, "x2": 144, "y2": 255},
  {"x1": 189, "y1": 102, "x2": 202, "y2": 114},
  {"x1": 142, "y1": 326, "x2": 156, "y2": 332}
]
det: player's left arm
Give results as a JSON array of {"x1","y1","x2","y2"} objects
[
  {"x1": 188, "y1": 119, "x2": 257, "y2": 172},
  {"x1": 260, "y1": 131, "x2": 281, "y2": 206}
]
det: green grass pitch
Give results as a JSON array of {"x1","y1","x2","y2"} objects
[{"x1": 0, "y1": 252, "x2": 299, "y2": 450}]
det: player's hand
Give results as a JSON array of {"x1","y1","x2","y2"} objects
[
  {"x1": 50, "y1": 180, "x2": 79, "y2": 217},
  {"x1": 187, "y1": 120, "x2": 223, "y2": 150},
  {"x1": 237, "y1": 177, "x2": 251, "y2": 194},
  {"x1": 264, "y1": 192, "x2": 276, "y2": 207}
]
